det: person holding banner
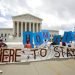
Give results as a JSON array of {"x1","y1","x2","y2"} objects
[
  {"x1": 43, "y1": 39, "x2": 48, "y2": 47},
  {"x1": 62, "y1": 42, "x2": 66, "y2": 46},
  {"x1": 23, "y1": 32, "x2": 33, "y2": 48},
  {"x1": 24, "y1": 39, "x2": 32, "y2": 48},
  {"x1": 67, "y1": 41, "x2": 71, "y2": 47}
]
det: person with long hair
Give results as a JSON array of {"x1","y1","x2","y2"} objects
[{"x1": 24, "y1": 39, "x2": 32, "y2": 48}]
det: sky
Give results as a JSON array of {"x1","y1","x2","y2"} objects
[{"x1": 0, "y1": 0, "x2": 75, "y2": 35}]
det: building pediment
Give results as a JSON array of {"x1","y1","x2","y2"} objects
[{"x1": 12, "y1": 14, "x2": 42, "y2": 22}]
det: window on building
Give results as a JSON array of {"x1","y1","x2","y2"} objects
[
  {"x1": 8, "y1": 33, "x2": 10, "y2": 36},
  {"x1": 5, "y1": 38, "x2": 6, "y2": 41},
  {"x1": 1, "y1": 34, "x2": 3, "y2": 37}
]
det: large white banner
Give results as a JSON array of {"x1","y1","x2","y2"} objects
[
  {"x1": 21, "y1": 46, "x2": 75, "y2": 62},
  {"x1": 0, "y1": 45, "x2": 75, "y2": 63}
]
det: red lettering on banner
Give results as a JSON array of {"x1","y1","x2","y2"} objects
[
  {"x1": 40, "y1": 49, "x2": 47, "y2": 57},
  {"x1": 14, "y1": 49, "x2": 21, "y2": 62},
  {"x1": 0, "y1": 48, "x2": 21, "y2": 62},
  {"x1": 0, "y1": 48, "x2": 2, "y2": 62},
  {"x1": 31, "y1": 49, "x2": 38, "y2": 59},
  {"x1": 9, "y1": 49, "x2": 14, "y2": 62},
  {"x1": 0, "y1": 46, "x2": 75, "y2": 63},
  {"x1": 2, "y1": 49, "x2": 10, "y2": 62}
]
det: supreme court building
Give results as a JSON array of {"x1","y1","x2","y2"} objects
[
  {"x1": 12, "y1": 14, "x2": 42, "y2": 37},
  {"x1": 0, "y1": 14, "x2": 42, "y2": 42},
  {"x1": 0, "y1": 13, "x2": 59, "y2": 42}
]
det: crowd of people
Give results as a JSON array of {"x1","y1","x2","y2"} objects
[
  {"x1": 24, "y1": 38, "x2": 72, "y2": 49},
  {"x1": 0, "y1": 37, "x2": 72, "y2": 49}
]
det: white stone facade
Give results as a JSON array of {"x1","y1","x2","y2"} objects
[
  {"x1": 0, "y1": 14, "x2": 59, "y2": 42},
  {"x1": 0, "y1": 14, "x2": 42, "y2": 42},
  {"x1": 0, "y1": 28, "x2": 13, "y2": 42}
]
